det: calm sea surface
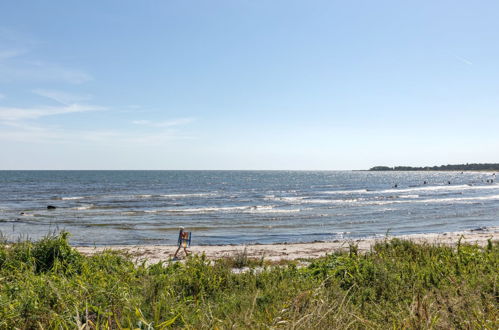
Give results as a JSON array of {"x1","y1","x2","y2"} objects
[{"x1": 0, "y1": 171, "x2": 497, "y2": 246}]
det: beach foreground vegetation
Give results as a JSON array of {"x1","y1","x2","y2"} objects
[{"x1": 0, "y1": 233, "x2": 497, "y2": 329}]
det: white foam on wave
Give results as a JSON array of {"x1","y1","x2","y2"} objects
[
  {"x1": 80, "y1": 192, "x2": 217, "y2": 201},
  {"x1": 121, "y1": 211, "x2": 139, "y2": 215},
  {"x1": 62, "y1": 196, "x2": 85, "y2": 200},
  {"x1": 162, "y1": 205, "x2": 300, "y2": 214},
  {"x1": 362, "y1": 194, "x2": 499, "y2": 206},
  {"x1": 268, "y1": 196, "x2": 305, "y2": 203},
  {"x1": 136, "y1": 194, "x2": 153, "y2": 198},
  {"x1": 269, "y1": 191, "x2": 498, "y2": 207},
  {"x1": 419, "y1": 194, "x2": 499, "y2": 203},
  {"x1": 163, "y1": 206, "x2": 249, "y2": 213},
  {"x1": 245, "y1": 206, "x2": 301, "y2": 213},
  {"x1": 319, "y1": 184, "x2": 497, "y2": 196},
  {"x1": 398, "y1": 194, "x2": 419, "y2": 199},
  {"x1": 373, "y1": 184, "x2": 498, "y2": 195},
  {"x1": 284, "y1": 198, "x2": 361, "y2": 205},
  {"x1": 322, "y1": 189, "x2": 368, "y2": 195},
  {"x1": 160, "y1": 193, "x2": 216, "y2": 198},
  {"x1": 73, "y1": 204, "x2": 94, "y2": 210}
]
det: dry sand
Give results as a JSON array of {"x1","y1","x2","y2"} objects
[{"x1": 76, "y1": 227, "x2": 498, "y2": 264}]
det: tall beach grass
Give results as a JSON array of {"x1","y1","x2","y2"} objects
[{"x1": 0, "y1": 232, "x2": 497, "y2": 329}]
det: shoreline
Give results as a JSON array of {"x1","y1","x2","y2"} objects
[{"x1": 76, "y1": 227, "x2": 499, "y2": 263}]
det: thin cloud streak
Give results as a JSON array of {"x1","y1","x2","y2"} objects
[
  {"x1": 0, "y1": 104, "x2": 105, "y2": 122},
  {"x1": 0, "y1": 45, "x2": 92, "y2": 84},
  {"x1": 0, "y1": 48, "x2": 27, "y2": 60},
  {"x1": 0, "y1": 29, "x2": 92, "y2": 84},
  {"x1": 0, "y1": 60, "x2": 93, "y2": 84},
  {"x1": 132, "y1": 117, "x2": 195, "y2": 127},
  {"x1": 454, "y1": 55, "x2": 473, "y2": 66},
  {"x1": 0, "y1": 124, "x2": 195, "y2": 145},
  {"x1": 32, "y1": 89, "x2": 92, "y2": 105}
]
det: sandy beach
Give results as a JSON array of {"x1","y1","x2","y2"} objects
[{"x1": 76, "y1": 227, "x2": 499, "y2": 264}]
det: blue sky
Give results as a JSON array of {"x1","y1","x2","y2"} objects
[{"x1": 0, "y1": 1, "x2": 498, "y2": 170}]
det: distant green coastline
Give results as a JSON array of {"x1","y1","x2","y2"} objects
[{"x1": 369, "y1": 163, "x2": 499, "y2": 171}]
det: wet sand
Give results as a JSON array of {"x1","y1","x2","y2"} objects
[{"x1": 76, "y1": 228, "x2": 498, "y2": 264}]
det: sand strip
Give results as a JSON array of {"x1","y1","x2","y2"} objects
[{"x1": 76, "y1": 228, "x2": 498, "y2": 264}]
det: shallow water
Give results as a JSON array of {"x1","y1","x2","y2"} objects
[{"x1": 0, "y1": 170, "x2": 497, "y2": 245}]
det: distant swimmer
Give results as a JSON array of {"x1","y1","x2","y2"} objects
[
  {"x1": 423, "y1": 181, "x2": 427, "y2": 185},
  {"x1": 393, "y1": 184, "x2": 398, "y2": 188},
  {"x1": 447, "y1": 181, "x2": 451, "y2": 185}
]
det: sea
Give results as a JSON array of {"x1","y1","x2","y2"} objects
[{"x1": 0, "y1": 171, "x2": 497, "y2": 246}]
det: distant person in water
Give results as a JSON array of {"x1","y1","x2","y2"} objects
[
  {"x1": 173, "y1": 227, "x2": 191, "y2": 259},
  {"x1": 448, "y1": 181, "x2": 451, "y2": 185},
  {"x1": 393, "y1": 183, "x2": 398, "y2": 188},
  {"x1": 423, "y1": 181, "x2": 427, "y2": 185}
]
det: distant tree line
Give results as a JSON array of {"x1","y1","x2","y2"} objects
[{"x1": 369, "y1": 163, "x2": 499, "y2": 171}]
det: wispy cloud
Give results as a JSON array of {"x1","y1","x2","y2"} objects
[
  {"x1": 0, "y1": 104, "x2": 105, "y2": 122},
  {"x1": 32, "y1": 89, "x2": 92, "y2": 105},
  {"x1": 0, "y1": 49, "x2": 27, "y2": 60},
  {"x1": 132, "y1": 117, "x2": 195, "y2": 128},
  {"x1": 454, "y1": 55, "x2": 473, "y2": 66},
  {"x1": 0, "y1": 29, "x2": 195, "y2": 147},
  {"x1": 0, "y1": 103, "x2": 194, "y2": 145},
  {"x1": 0, "y1": 60, "x2": 93, "y2": 84},
  {"x1": 0, "y1": 123, "x2": 195, "y2": 145},
  {"x1": 0, "y1": 29, "x2": 92, "y2": 84}
]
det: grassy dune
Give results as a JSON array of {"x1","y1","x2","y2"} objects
[{"x1": 0, "y1": 233, "x2": 497, "y2": 329}]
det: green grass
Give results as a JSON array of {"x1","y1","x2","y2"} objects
[{"x1": 0, "y1": 233, "x2": 497, "y2": 329}]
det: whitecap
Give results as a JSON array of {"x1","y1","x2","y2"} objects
[
  {"x1": 73, "y1": 204, "x2": 94, "y2": 210},
  {"x1": 160, "y1": 193, "x2": 216, "y2": 198},
  {"x1": 322, "y1": 189, "x2": 368, "y2": 195},
  {"x1": 371, "y1": 184, "x2": 498, "y2": 195}
]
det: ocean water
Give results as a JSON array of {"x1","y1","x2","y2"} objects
[{"x1": 0, "y1": 170, "x2": 497, "y2": 246}]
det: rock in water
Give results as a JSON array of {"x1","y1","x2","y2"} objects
[{"x1": 47, "y1": 205, "x2": 57, "y2": 210}]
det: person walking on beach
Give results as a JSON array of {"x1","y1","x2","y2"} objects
[{"x1": 173, "y1": 226, "x2": 191, "y2": 259}]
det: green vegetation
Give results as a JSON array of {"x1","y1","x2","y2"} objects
[
  {"x1": 0, "y1": 233, "x2": 497, "y2": 329},
  {"x1": 369, "y1": 163, "x2": 499, "y2": 171}
]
